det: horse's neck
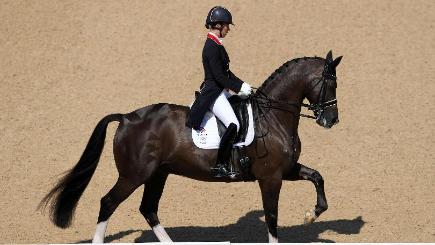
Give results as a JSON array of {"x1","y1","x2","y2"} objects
[
  {"x1": 259, "y1": 76, "x2": 306, "y2": 137},
  {"x1": 266, "y1": 102, "x2": 301, "y2": 136},
  {"x1": 261, "y1": 76, "x2": 306, "y2": 103},
  {"x1": 260, "y1": 58, "x2": 321, "y2": 103},
  {"x1": 256, "y1": 58, "x2": 324, "y2": 139}
]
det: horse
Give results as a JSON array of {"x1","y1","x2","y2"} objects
[{"x1": 40, "y1": 51, "x2": 342, "y2": 243}]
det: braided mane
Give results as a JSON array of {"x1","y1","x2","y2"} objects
[{"x1": 258, "y1": 56, "x2": 324, "y2": 91}]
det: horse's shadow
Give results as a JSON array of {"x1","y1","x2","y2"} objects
[{"x1": 78, "y1": 210, "x2": 365, "y2": 243}]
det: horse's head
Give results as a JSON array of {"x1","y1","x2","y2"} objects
[{"x1": 306, "y1": 51, "x2": 342, "y2": 128}]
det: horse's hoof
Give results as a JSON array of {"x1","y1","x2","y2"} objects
[{"x1": 304, "y1": 209, "x2": 317, "y2": 224}]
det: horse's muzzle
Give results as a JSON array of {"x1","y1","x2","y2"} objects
[
  {"x1": 317, "y1": 117, "x2": 339, "y2": 128},
  {"x1": 316, "y1": 108, "x2": 339, "y2": 128}
]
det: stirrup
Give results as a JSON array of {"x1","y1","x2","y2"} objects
[{"x1": 211, "y1": 165, "x2": 239, "y2": 178}]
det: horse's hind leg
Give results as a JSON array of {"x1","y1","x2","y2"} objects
[
  {"x1": 284, "y1": 163, "x2": 328, "y2": 224},
  {"x1": 92, "y1": 177, "x2": 141, "y2": 243},
  {"x1": 139, "y1": 169, "x2": 172, "y2": 242}
]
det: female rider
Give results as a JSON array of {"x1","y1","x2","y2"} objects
[{"x1": 186, "y1": 6, "x2": 253, "y2": 177}]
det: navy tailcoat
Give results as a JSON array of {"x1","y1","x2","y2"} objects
[{"x1": 186, "y1": 36, "x2": 244, "y2": 130}]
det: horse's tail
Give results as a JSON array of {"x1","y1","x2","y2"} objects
[{"x1": 39, "y1": 113, "x2": 123, "y2": 228}]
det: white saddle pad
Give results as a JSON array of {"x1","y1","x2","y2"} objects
[{"x1": 192, "y1": 103, "x2": 255, "y2": 149}]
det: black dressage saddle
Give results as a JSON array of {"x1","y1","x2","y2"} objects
[{"x1": 216, "y1": 95, "x2": 250, "y2": 143}]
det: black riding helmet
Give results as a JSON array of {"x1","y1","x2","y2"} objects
[{"x1": 205, "y1": 6, "x2": 234, "y2": 29}]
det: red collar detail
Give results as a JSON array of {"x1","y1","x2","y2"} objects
[{"x1": 207, "y1": 33, "x2": 222, "y2": 45}]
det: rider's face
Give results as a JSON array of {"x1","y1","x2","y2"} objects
[{"x1": 221, "y1": 24, "x2": 230, "y2": 37}]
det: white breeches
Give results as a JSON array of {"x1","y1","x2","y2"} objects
[{"x1": 210, "y1": 90, "x2": 240, "y2": 132}]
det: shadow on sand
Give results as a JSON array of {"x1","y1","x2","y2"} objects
[{"x1": 77, "y1": 210, "x2": 365, "y2": 243}]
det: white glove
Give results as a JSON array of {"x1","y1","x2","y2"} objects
[{"x1": 238, "y1": 82, "x2": 253, "y2": 98}]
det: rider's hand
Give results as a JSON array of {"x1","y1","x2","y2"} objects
[{"x1": 238, "y1": 82, "x2": 253, "y2": 98}]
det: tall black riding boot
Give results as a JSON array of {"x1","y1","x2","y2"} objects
[{"x1": 211, "y1": 123, "x2": 238, "y2": 178}]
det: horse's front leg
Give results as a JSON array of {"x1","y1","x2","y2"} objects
[
  {"x1": 259, "y1": 176, "x2": 282, "y2": 243},
  {"x1": 283, "y1": 163, "x2": 328, "y2": 224}
]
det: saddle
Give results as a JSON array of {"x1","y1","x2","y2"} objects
[
  {"x1": 215, "y1": 96, "x2": 254, "y2": 180},
  {"x1": 190, "y1": 94, "x2": 255, "y2": 180},
  {"x1": 216, "y1": 96, "x2": 250, "y2": 143}
]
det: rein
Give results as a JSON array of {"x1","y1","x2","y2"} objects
[
  {"x1": 250, "y1": 73, "x2": 337, "y2": 121},
  {"x1": 250, "y1": 89, "x2": 317, "y2": 119}
]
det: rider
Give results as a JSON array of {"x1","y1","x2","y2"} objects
[{"x1": 186, "y1": 6, "x2": 253, "y2": 177}]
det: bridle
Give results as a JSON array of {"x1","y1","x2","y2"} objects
[
  {"x1": 308, "y1": 67, "x2": 338, "y2": 119},
  {"x1": 251, "y1": 65, "x2": 338, "y2": 121}
]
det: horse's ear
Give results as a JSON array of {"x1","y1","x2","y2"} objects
[
  {"x1": 326, "y1": 50, "x2": 333, "y2": 63},
  {"x1": 332, "y1": 56, "x2": 342, "y2": 68}
]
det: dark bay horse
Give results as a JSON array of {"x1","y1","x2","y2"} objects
[{"x1": 40, "y1": 51, "x2": 342, "y2": 243}]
